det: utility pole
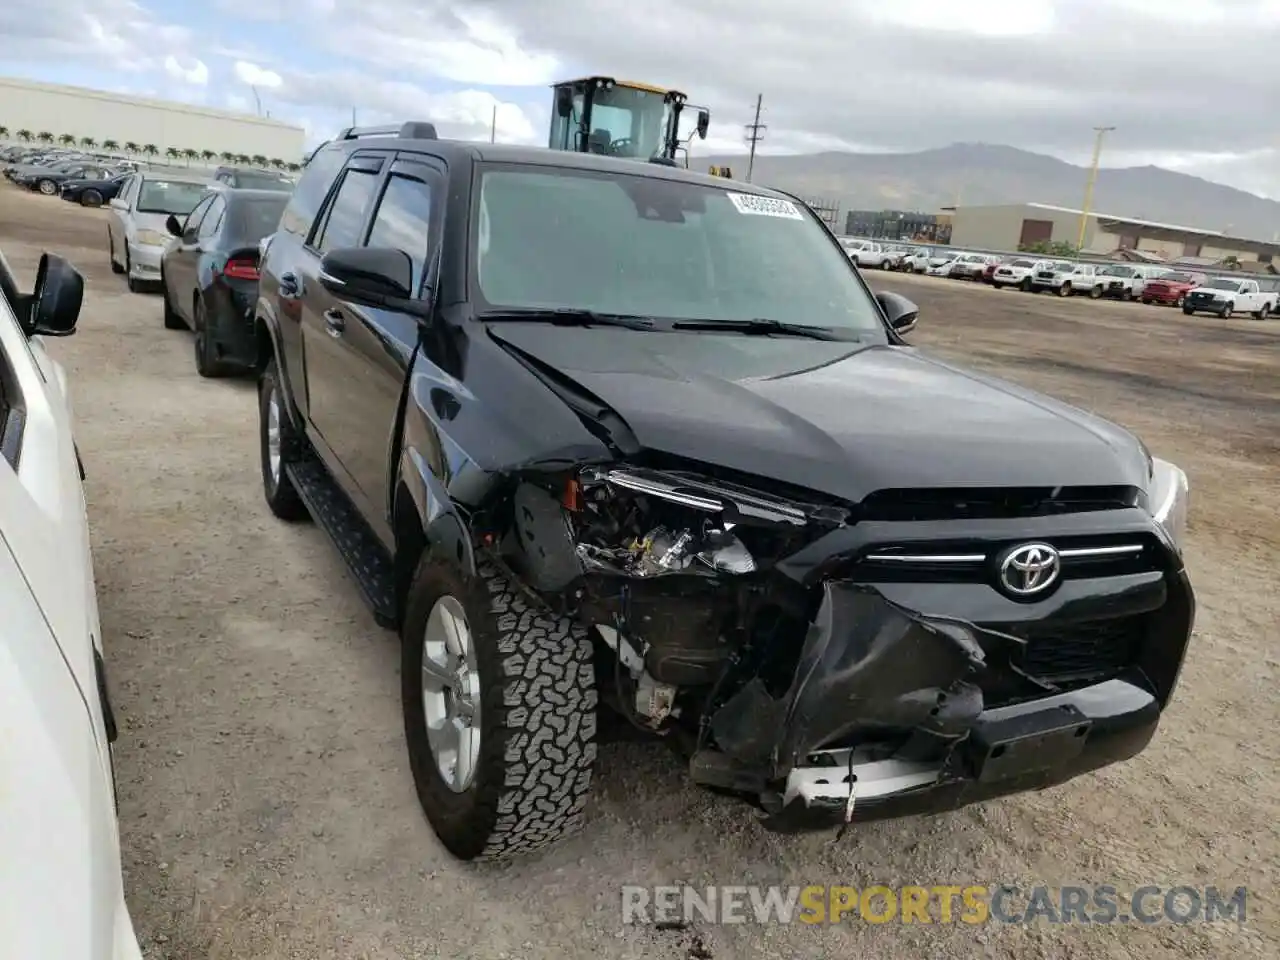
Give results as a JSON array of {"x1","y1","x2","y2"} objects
[
  {"x1": 490, "y1": 104, "x2": 497, "y2": 143},
  {"x1": 744, "y1": 94, "x2": 766, "y2": 183},
  {"x1": 250, "y1": 85, "x2": 262, "y2": 117},
  {"x1": 1077, "y1": 126, "x2": 1115, "y2": 252}
]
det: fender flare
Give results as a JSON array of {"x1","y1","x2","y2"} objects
[
  {"x1": 395, "y1": 444, "x2": 477, "y2": 588},
  {"x1": 253, "y1": 301, "x2": 304, "y2": 429}
]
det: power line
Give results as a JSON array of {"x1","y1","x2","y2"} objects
[{"x1": 744, "y1": 94, "x2": 765, "y2": 183}]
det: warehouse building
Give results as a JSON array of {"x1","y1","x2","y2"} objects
[
  {"x1": 0, "y1": 76, "x2": 305, "y2": 164},
  {"x1": 948, "y1": 201, "x2": 1280, "y2": 265}
]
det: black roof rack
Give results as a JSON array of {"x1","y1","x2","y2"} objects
[{"x1": 337, "y1": 121, "x2": 438, "y2": 141}]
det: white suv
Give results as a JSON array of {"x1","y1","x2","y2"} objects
[{"x1": 0, "y1": 249, "x2": 143, "y2": 959}]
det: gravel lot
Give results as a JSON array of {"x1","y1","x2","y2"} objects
[{"x1": 3, "y1": 185, "x2": 1277, "y2": 959}]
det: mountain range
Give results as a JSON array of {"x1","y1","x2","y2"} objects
[{"x1": 696, "y1": 143, "x2": 1280, "y2": 241}]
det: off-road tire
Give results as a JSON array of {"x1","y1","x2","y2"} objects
[
  {"x1": 1253, "y1": 304, "x2": 1269, "y2": 320},
  {"x1": 1058, "y1": 283, "x2": 1072, "y2": 297},
  {"x1": 402, "y1": 559, "x2": 597, "y2": 862},
  {"x1": 258, "y1": 358, "x2": 309, "y2": 521},
  {"x1": 160, "y1": 271, "x2": 184, "y2": 329},
  {"x1": 1089, "y1": 285, "x2": 1103, "y2": 300},
  {"x1": 1220, "y1": 304, "x2": 1233, "y2": 319}
]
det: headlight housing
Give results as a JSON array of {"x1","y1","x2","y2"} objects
[
  {"x1": 1148, "y1": 457, "x2": 1189, "y2": 554},
  {"x1": 134, "y1": 229, "x2": 168, "y2": 247}
]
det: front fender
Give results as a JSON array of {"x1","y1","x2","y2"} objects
[
  {"x1": 396, "y1": 444, "x2": 476, "y2": 577},
  {"x1": 253, "y1": 299, "x2": 304, "y2": 428}
]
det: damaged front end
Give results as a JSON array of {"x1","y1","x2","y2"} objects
[{"x1": 486, "y1": 463, "x2": 1167, "y2": 832}]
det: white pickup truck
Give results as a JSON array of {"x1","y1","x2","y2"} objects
[
  {"x1": 0, "y1": 249, "x2": 143, "y2": 960},
  {"x1": 1182, "y1": 277, "x2": 1276, "y2": 319},
  {"x1": 1095, "y1": 263, "x2": 1150, "y2": 301},
  {"x1": 1029, "y1": 261, "x2": 1105, "y2": 298},
  {"x1": 838, "y1": 237, "x2": 891, "y2": 269},
  {"x1": 990, "y1": 258, "x2": 1049, "y2": 291}
]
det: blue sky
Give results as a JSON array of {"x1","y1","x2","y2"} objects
[{"x1": 1, "y1": 0, "x2": 1278, "y2": 197}]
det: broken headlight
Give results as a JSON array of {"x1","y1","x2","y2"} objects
[
  {"x1": 1147, "y1": 457, "x2": 1189, "y2": 554},
  {"x1": 570, "y1": 466, "x2": 844, "y2": 579}
]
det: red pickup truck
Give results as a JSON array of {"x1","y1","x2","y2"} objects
[{"x1": 1142, "y1": 272, "x2": 1206, "y2": 307}]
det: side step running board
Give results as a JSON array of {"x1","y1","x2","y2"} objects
[{"x1": 285, "y1": 459, "x2": 398, "y2": 627}]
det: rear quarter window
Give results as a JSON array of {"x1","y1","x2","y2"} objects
[{"x1": 279, "y1": 146, "x2": 346, "y2": 239}]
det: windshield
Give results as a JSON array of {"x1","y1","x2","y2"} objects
[
  {"x1": 473, "y1": 165, "x2": 887, "y2": 336},
  {"x1": 1097, "y1": 265, "x2": 1135, "y2": 277},
  {"x1": 1203, "y1": 278, "x2": 1242, "y2": 291},
  {"x1": 579, "y1": 85, "x2": 672, "y2": 160},
  {"x1": 136, "y1": 180, "x2": 208, "y2": 215},
  {"x1": 1010, "y1": 259, "x2": 1036, "y2": 267},
  {"x1": 230, "y1": 197, "x2": 289, "y2": 241},
  {"x1": 231, "y1": 171, "x2": 294, "y2": 191}
]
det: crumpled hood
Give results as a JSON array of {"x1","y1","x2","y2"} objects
[{"x1": 488, "y1": 325, "x2": 1149, "y2": 502}]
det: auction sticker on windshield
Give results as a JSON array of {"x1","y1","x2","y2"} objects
[{"x1": 727, "y1": 193, "x2": 804, "y2": 220}]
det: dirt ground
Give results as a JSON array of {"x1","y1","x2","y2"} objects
[{"x1": 3, "y1": 184, "x2": 1276, "y2": 959}]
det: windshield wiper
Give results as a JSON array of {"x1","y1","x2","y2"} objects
[
  {"x1": 477, "y1": 307, "x2": 657, "y2": 331},
  {"x1": 671, "y1": 318, "x2": 862, "y2": 341}
]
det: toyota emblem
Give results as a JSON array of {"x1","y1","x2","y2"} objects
[{"x1": 998, "y1": 542, "x2": 1062, "y2": 597}]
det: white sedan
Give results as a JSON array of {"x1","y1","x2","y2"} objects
[{"x1": 0, "y1": 248, "x2": 143, "y2": 959}]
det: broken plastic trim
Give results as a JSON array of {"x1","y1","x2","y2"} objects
[
  {"x1": 581, "y1": 465, "x2": 845, "y2": 527},
  {"x1": 708, "y1": 583, "x2": 989, "y2": 780}
]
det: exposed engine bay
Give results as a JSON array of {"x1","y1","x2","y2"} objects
[{"x1": 488, "y1": 462, "x2": 1145, "y2": 825}]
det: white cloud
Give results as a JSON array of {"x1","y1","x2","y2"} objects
[
  {"x1": 164, "y1": 55, "x2": 209, "y2": 86},
  {"x1": 233, "y1": 60, "x2": 283, "y2": 89}
]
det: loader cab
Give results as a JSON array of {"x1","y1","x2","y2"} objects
[{"x1": 548, "y1": 76, "x2": 708, "y2": 163}]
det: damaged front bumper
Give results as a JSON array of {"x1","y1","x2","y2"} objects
[{"x1": 696, "y1": 583, "x2": 1171, "y2": 832}]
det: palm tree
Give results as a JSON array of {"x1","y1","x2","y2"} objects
[
  {"x1": 0, "y1": 126, "x2": 8, "y2": 141},
  {"x1": 124, "y1": 141, "x2": 141, "y2": 155},
  {"x1": 164, "y1": 147, "x2": 180, "y2": 162},
  {"x1": 268, "y1": 157, "x2": 285, "y2": 170},
  {"x1": 286, "y1": 162, "x2": 301, "y2": 172},
  {"x1": 251, "y1": 154, "x2": 268, "y2": 167},
  {"x1": 16, "y1": 130, "x2": 32, "y2": 142},
  {"x1": 200, "y1": 149, "x2": 216, "y2": 163},
  {"x1": 58, "y1": 133, "x2": 76, "y2": 146},
  {"x1": 182, "y1": 148, "x2": 199, "y2": 166},
  {"x1": 236, "y1": 153, "x2": 251, "y2": 165},
  {"x1": 36, "y1": 131, "x2": 55, "y2": 143},
  {"x1": 102, "y1": 139, "x2": 119, "y2": 152},
  {"x1": 142, "y1": 144, "x2": 158, "y2": 157},
  {"x1": 80, "y1": 136, "x2": 97, "y2": 149}
]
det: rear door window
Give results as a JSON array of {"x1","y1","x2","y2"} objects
[{"x1": 365, "y1": 170, "x2": 435, "y2": 294}]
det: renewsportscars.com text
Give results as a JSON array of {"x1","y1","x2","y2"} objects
[{"x1": 621, "y1": 884, "x2": 1247, "y2": 926}]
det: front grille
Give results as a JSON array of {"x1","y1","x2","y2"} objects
[
  {"x1": 846, "y1": 533, "x2": 1162, "y2": 584},
  {"x1": 1036, "y1": 271, "x2": 1055, "y2": 279},
  {"x1": 1006, "y1": 616, "x2": 1144, "y2": 683}
]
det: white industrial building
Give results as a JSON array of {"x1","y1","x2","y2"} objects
[
  {"x1": 948, "y1": 201, "x2": 1280, "y2": 266},
  {"x1": 0, "y1": 76, "x2": 305, "y2": 164}
]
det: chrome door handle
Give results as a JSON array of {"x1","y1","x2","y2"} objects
[{"x1": 323, "y1": 309, "x2": 346, "y2": 336}]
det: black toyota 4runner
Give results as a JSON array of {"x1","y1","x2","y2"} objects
[{"x1": 252, "y1": 122, "x2": 1195, "y2": 862}]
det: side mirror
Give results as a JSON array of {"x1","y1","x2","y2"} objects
[
  {"x1": 22, "y1": 253, "x2": 83, "y2": 337},
  {"x1": 165, "y1": 214, "x2": 183, "y2": 237},
  {"x1": 555, "y1": 87, "x2": 574, "y2": 119},
  {"x1": 696, "y1": 109, "x2": 710, "y2": 140},
  {"x1": 108, "y1": 197, "x2": 126, "y2": 210},
  {"x1": 875, "y1": 290, "x2": 918, "y2": 336},
  {"x1": 318, "y1": 247, "x2": 429, "y2": 319}
]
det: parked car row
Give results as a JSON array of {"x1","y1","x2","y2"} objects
[{"x1": 914, "y1": 248, "x2": 1278, "y2": 318}]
